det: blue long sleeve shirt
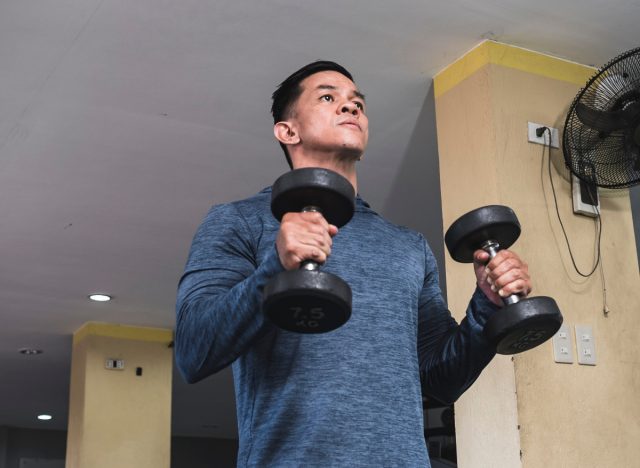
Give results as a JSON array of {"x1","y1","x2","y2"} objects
[{"x1": 175, "y1": 188, "x2": 498, "y2": 467}]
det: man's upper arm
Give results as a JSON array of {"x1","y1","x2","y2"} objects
[
  {"x1": 175, "y1": 203, "x2": 282, "y2": 382},
  {"x1": 179, "y1": 204, "x2": 257, "y2": 298},
  {"x1": 416, "y1": 236, "x2": 496, "y2": 404}
]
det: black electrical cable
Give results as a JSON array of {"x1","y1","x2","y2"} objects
[{"x1": 540, "y1": 126, "x2": 602, "y2": 277}]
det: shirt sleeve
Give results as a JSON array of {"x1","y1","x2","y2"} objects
[
  {"x1": 417, "y1": 236, "x2": 499, "y2": 404},
  {"x1": 174, "y1": 202, "x2": 284, "y2": 383}
]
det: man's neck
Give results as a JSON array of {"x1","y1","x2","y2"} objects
[{"x1": 290, "y1": 152, "x2": 359, "y2": 194}]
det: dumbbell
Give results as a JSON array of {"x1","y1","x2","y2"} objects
[
  {"x1": 445, "y1": 205, "x2": 563, "y2": 354},
  {"x1": 262, "y1": 168, "x2": 355, "y2": 333}
]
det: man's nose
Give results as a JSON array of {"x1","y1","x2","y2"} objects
[{"x1": 340, "y1": 102, "x2": 359, "y2": 116}]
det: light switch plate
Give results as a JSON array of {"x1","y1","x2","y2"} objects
[
  {"x1": 552, "y1": 324, "x2": 573, "y2": 364},
  {"x1": 105, "y1": 358, "x2": 125, "y2": 370},
  {"x1": 575, "y1": 325, "x2": 596, "y2": 366}
]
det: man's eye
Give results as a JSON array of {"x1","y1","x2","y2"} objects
[
  {"x1": 321, "y1": 95, "x2": 334, "y2": 102},
  {"x1": 355, "y1": 102, "x2": 365, "y2": 110}
]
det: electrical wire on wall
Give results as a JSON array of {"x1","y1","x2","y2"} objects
[{"x1": 538, "y1": 126, "x2": 609, "y2": 316}]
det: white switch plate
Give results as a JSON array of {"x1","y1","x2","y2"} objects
[
  {"x1": 575, "y1": 325, "x2": 596, "y2": 366},
  {"x1": 552, "y1": 324, "x2": 574, "y2": 364},
  {"x1": 527, "y1": 122, "x2": 559, "y2": 148},
  {"x1": 105, "y1": 359, "x2": 125, "y2": 370}
]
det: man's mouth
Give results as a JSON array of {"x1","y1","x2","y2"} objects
[{"x1": 339, "y1": 120, "x2": 361, "y2": 131}]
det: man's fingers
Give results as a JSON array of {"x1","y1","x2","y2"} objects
[
  {"x1": 490, "y1": 271, "x2": 531, "y2": 297},
  {"x1": 276, "y1": 212, "x2": 336, "y2": 270},
  {"x1": 473, "y1": 249, "x2": 491, "y2": 265},
  {"x1": 300, "y1": 235, "x2": 332, "y2": 256},
  {"x1": 293, "y1": 246, "x2": 328, "y2": 265},
  {"x1": 299, "y1": 210, "x2": 331, "y2": 229},
  {"x1": 484, "y1": 250, "x2": 518, "y2": 269},
  {"x1": 489, "y1": 257, "x2": 527, "y2": 279},
  {"x1": 483, "y1": 250, "x2": 532, "y2": 297}
]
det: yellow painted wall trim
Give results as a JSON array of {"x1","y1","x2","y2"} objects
[
  {"x1": 73, "y1": 322, "x2": 173, "y2": 345},
  {"x1": 434, "y1": 40, "x2": 596, "y2": 98}
]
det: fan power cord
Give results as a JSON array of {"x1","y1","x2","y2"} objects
[
  {"x1": 538, "y1": 126, "x2": 602, "y2": 277},
  {"x1": 538, "y1": 126, "x2": 609, "y2": 316},
  {"x1": 536, "y1": 127, "x2": 609, "y2": 317}
]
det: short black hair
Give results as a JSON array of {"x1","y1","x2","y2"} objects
[{"x1": 271, "y1": 61, "x2": 355, "y2": 169}]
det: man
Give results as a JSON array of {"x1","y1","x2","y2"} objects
[{"x1": 175, "y1": 61, "x2": 531, "y2": 467}]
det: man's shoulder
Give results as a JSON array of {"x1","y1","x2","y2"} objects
[
  {"x1": 191, "y1": 188, "x2": 275, "y2": 244},
  {"x1": 381, "y1": 216, "x2": 423, "y2": 240},
  {"x1": 356, "y1": 199, "x2": 424, "y2": 243},
  {"x1": 204, "y1": 187, "x2": 272, "y2": 220}
]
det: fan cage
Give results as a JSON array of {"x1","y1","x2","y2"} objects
[{"x1": 563, "y1": 47, "x2": 640, "y2": 189}]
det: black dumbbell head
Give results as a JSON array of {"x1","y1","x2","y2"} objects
[
  {"x1": 445, "y1": 205, "x2": 521, "y2": 263},
  {"x1": 271, "y1": 168, "x2": 356, "y2": 227},
  {"x1": 484, "y1": 296, "x2": 563, "y2": 354},
  {"x1": 263, "y1": 270, "x2": 352, "y2": 333}
]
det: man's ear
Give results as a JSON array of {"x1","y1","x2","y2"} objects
[{"x1": 274, "y1": 121, "x2": 300, "y2": 146}]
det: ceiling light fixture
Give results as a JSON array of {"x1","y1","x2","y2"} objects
[
  {"x1": 89, "y1": 294, "x2": 112, "y2": 302},
  {"x1": 19, "y1": 348, "x2": 43, "y2": 355},
  {"x1": 37, "y1": 414, "x2": 53, "y2": 421}
]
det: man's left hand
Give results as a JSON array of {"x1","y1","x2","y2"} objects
[{"x1": 473, "y1": 249, "x2": 532, "y2": 307}]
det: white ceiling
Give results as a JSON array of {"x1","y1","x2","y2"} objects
[{"x1": 1, "y1": 0, "x2": 638, "y2": 440}]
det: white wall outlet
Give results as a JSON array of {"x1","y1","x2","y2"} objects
[
  {"x1": 572, "y1": 173, "x2": 599, "y2": 217},
  {"x1": 105, "y1": 359, "x2": 125, "y2": 370},
  {"x1": 527, "y1": 122, "x2": 559, "y2": 148},
  {"x1": 552, "y1": 324, "x2": 574, "y2": 364},
  {"x1": 575, "y1": 325, "x2": 596, "y2": 366}
]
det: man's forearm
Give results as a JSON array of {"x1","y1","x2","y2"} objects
[
  {"x1": 175, "y1": 245, "x2": 283, "y2": 383},
  {"x1": 419, "y1": 288, "x2": 498, "y2": 404}
]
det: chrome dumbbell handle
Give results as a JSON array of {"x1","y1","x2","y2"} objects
[{"x1": 300, "y1": 206, "x2": 321, "y2": 272}]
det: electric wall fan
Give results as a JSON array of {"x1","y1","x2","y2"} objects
[{"x1": 563, "y1": 46, "x2": 640, "y2": 190}]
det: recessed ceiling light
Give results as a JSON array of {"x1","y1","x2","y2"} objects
[
  {"x1": 19, "y1": 348, "x2": 43, "y2": 355},
  {"x1": 37, "y1": 414, "x2": 53, "y2": 421},
  {"x1": 89, "y1": 294, "x2": 112, "y2": 302}
]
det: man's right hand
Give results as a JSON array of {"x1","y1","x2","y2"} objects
[{"x1": 276, "y1": 212, "x2": 338, "y2": 270}]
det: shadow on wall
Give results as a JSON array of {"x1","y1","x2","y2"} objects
[
  {"x1": 631, "y1": 186, "x2": 640, "y2": 270},
  {"x1": 382, "y1": 83, "x2": 447, "y2": 296}
]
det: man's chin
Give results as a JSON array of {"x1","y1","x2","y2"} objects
[{"x1": 338, "y1": 144, "x2": 365, "y2": 161}]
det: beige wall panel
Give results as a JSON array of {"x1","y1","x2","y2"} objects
[
  {"x1": 436, "y1": 46, "x2": 640, "y2": 468},
  {"x1": 66, "y1": 339, "x2": 87, "y2": 468},
  {"x1": 436, "y1": 66, "x2": 522, "y2": 468},
  {"x1": 437, "y1": 66, "x2": 499, "y2": 228},
  {"x1": 488, "y1": 63, "x2": 640, "y2": 468},
  {"x1": 66, "y1": 327, "x2": 173, "y2": 468}
]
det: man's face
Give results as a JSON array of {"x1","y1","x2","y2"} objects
[{"x1": 287, "y1": 70, "x2": 369, "y2": 159}]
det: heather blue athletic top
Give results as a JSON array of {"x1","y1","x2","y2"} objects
[{"x1": 175, "y1": 187, "x2": 498, "y2": 467}]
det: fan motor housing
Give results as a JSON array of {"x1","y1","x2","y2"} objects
[{"x1": 563, "y1": 46, "x2": 640, "y2": 189}]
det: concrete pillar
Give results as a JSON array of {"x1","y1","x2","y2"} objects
[
  {"x1": 434, "y1": 41, "x2": 640, "y2": 467},
  {"x1": 65, "y1": 322, "x2": 173, "y2": 468}
]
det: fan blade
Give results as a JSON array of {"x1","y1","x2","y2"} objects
[{"x1": 575, "y1": 102, "x2": 640, "y2": 132}]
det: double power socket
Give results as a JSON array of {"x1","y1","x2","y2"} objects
[{"x1": 552, "y1": 324, "x2": 596, "y2": 366}]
